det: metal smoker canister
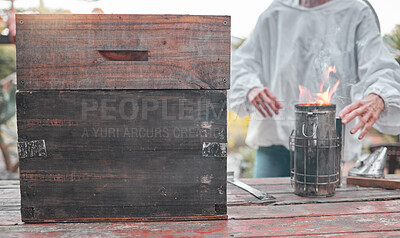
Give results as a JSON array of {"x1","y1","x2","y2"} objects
[{"x1": 290, "y1": 104, "x2": 342, "y2": 197}]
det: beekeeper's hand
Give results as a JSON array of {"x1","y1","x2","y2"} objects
[
  {"x1": 247, "y1": 87, "x2": 283, "y2": 117},
  {"x1": 339, "y1": 94, "x2": 385, "y2": 140}
]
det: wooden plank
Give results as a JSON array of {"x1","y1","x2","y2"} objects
[
  {"x1": 228, "y1": 200, "x2": 400, "y2": 220},
  {"x1": 20, "y1": 167, "x2": 226, "y2": 207},
  {"x1": 2, "y1": 213, "x2": 400, "y2": 237},
  {"x1": 0, "y1": 188, "x2": 20, "y2": 199},
  {"x1": 227, "y1": 178, "x2": 400, "y2": 206},
  {"x1": 0, "y1": 180, "x2": 20, "y2": 190},
  {"x1": 303, "y1": 231, "x2": 400, "y2": 238},
  {"x1": 0, "y1": 185, "x2": 19, "y2": 190},
  {"x1": 3, "y1": 178, "x2": 400, "y2": 236},
  {"x1": 0, "y1": 206, "x2": 20, "y2": 212},
  {"x1": 228, "y1": 189, "x2": 400, "y2": 206},
  {"x1": 0, "y1": 181, "x2": 21, "y2": 213},
  {"x1": 0, "y1": 199, "x2": 20, "y2": 208},
  {"x1": 385, "y1": 174, "x2": 400, "y2": 179},
  {"x1": 4, "y1": 177, "x2": 399, "y2": 209},
  {"x1": 5, "y1": 200, "x2": 400, "y2": 226},
  {"x1": 16, "y1": 14, "x2": 230, "y2": 90},
  {"x1": 237, "y1": 176, "x2": 400, "y2": 185},
  {"x1": 17, "y1": 90, "x2": 227, "y2": 152},
  {"x1": 240, "y1": 177, "x2": 291, "y2": 185},
  {"x1": 17, "y1": 90, "x2": 227, "y2": 222},
  {"x1": 226, "y1": 213, "x2": 400, "y2": 237},
  {"x1": 0, "y1": 211, "x2": 21, "y2": 226},
  {"x1": 0, "y1": 181, "x2": 19, "y2": 186},
  {"x1": 227, "y1": 182, "x2": 377, "y2": 195},
  {"x1": 347, "y1": 176, "x2": 400, "y2": 190}
]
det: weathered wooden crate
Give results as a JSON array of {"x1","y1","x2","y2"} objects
[{"x1": 16, "y1": 14, "x2": 230, "y2": 223}]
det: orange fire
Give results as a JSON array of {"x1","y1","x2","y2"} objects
[{"x1": 299, "y1": 65, "x2": 340, "y2": 106}]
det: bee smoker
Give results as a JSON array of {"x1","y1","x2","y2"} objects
[{"x1": 289, "y1": 104, "x2": 344, "y2": 197}]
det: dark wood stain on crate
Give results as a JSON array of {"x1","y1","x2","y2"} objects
[
  {"x1": 17, "y1": 90, "x2": 227, "y2": 222},
  {"x1": 16, "y1": 14, "x2": 230, "y2": 90},
  {"x1": 4, "y1": 178, "x2": 400, "y2": 235}
]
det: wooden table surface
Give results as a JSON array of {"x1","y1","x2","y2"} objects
[{"x1": 1, "y1": 177, "x2": 400, "y2": 237}]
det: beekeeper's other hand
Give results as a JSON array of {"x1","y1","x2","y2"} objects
[
  {"x1": 248, "y1": 87, "x2": 283, "y2": 117},
  {"x1": 339, "y1": 94, "x2": 385, "y2": 140}
]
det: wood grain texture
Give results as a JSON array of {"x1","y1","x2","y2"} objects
[
  {"x1": 347, "y1": 176, "x2": 400, "y2": 190},
  {"x1": 228, "y1": 200, "x2": 400, "y2": 220},
  {"x1": 2, "y1": 213, "x2": 400, "y2": 237},
  {"x1": 17, "y1": 90, "x2": 227, "y2": 222},
  {"x1": 0, "y1": 211, "x2": 22, "y2": 226},
  {"x1": 227, "y1": 180, "x2": 400, "y2": 206},
  {"x1": 16, "y1": 14, "x2": 230, "y2": 90},
  {"x1": 3, "y1": 178, "x2": 400, "y2": 236}
]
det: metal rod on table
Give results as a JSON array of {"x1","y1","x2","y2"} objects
[{"x1": 227, "y1": 172, "x2": 275, "y2": 201}]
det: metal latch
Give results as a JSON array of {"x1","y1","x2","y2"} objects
[
  {"x1": 202, "y1": 142, "x2": 227, "y2": 158},
  {"x1": 18, "y1": 140, "x2": 47, "y2": 159}
]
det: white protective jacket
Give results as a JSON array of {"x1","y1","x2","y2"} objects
[{"x1": 229, "y1": 0, "x2": 400, "y2": 161}]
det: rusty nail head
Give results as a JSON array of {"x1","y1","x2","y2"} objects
[
  {"x1": 223, "y1": 21, "x2": 228, "y2": 25},
  {"x1": 19, "y1": 20, "x2": 24, "y2": 24}
]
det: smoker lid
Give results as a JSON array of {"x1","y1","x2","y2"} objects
[{"x1": 295, "y1": 104, "x2": 336, "y2": 111}]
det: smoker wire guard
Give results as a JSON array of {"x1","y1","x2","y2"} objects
[{"x1": 289, "y1": 104, "x2": 344, "y2": 197}]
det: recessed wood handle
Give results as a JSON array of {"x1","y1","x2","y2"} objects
[{"x1": 98, "y1": 50, "x2": 148, "y2": 61}]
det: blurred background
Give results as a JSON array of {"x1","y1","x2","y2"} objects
[{"x1": 0, "y1": 0, "x2": 399, "y2": 179}]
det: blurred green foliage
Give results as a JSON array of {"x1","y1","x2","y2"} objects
[
  {"x1": 386, "y1": 24, "x2": 400, "y2": 63},
  {"x1": 237, "y1": 146, "x2": 256, "y2": 178},
  {"x1": 0, "y1": 44, "x2": 16, "y2": 79}
]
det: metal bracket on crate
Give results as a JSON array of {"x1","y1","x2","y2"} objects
[
  {"x1": 202, "y1": 142, "x2": 227, "y2": 158},
  {"x1": 18, "y1": 139, "x2": 47, "y2": 159}
]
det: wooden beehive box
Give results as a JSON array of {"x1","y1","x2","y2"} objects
[{"x1": 16, "y1": 14, "x2": 230, "y2": 223}]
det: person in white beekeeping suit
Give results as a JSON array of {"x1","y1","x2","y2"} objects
[{"x1": 229, "y1": 0, "x2": 400, "y2": 178}]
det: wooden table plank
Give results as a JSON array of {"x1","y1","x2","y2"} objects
[
  {"x1": 227, "y1": 177, "x2": 400, "y2": 206},
  {"x1": 4, "y1": 200, "x2": 399, "y2": 227},
  {"x1": 228, "y1": 200, "x2": 400, "y2": 220},
  {"x1": 228, "y1": 189, "x2": 400, "y2": 206},
  {"x1": 2, "y1": 179, "x2": 400, "y2": 237},
  {"x1": 227, "y1": 183, "x2": 378, "y2": 195},
  {"x1": 0, "y1": 180, "x2": 19, "y2": 189},
  {"x1": 240, "y1": 177, "x2": 291, "y2": 185},
  {"x1": 0, "y1": 180, "x2": 19, "y2": 185},
  {"x1": 1, "y1": 213, "x2": 400, "y2": 237},
  {"x1": 0, "y1": 188, "x2": 20, "y2": 199},
  {"x1": 347, "y1": 176, "x2": 400, "y2": 190},
  {"x1": 227, "y1": 213, "x2": 400, "y2": 237},
  {"x1": 0, "y1": 211, "x2": 21, "y2": 226},
  {"x1": 0, "y1": 205, "x2": 20, "y2": 212},
  {"x1": 0, "y1": 199, "x2": 20, "y2": 207},
  {"x1": 303, "y1": 231, "x2": 400, "y2": 238}
]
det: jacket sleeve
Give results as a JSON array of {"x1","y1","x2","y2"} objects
[
  {"x1": 352, "y1": 6, "x2": 400, "y2": 134},
  {"x1": 228, "y1": 18, "x2": 265, "y2": 118}
]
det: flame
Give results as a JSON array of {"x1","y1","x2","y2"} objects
[
  {"x1": 299, "y1": 65, "x2": 339, "y2": 106},
  {"x1": 299, "y1": 85, "x2": 312, "y2": 103}
]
